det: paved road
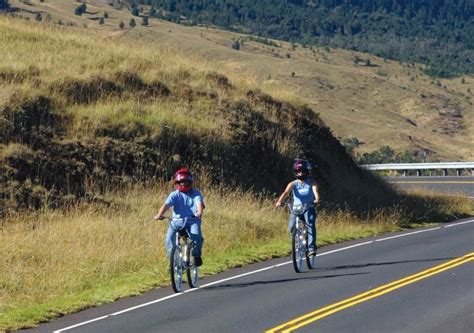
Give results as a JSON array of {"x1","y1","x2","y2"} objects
[
  {"x1": 26, "y1": 218, "x2": 474, "y2": 333},
  {"x1": 386, "y1": 176, "x2": 474, "y2": 198}
]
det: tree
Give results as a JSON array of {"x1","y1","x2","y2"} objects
[
  {"x1": 103, "y1": 11, "x2": 109, "y2": 18},
  {"x1": 74, "y1": 3, "x2": 87, "y2": 16},
  {"x1": 99, "y1": 17, "x2": 105, "y2": 25},
  {"x1": 0, "y1": 0, "x2": 9, "y2": 11},
  {"x1": 129, "y1": 18, "x2": 136, "y2": 28},
  {"x1": 119, "y1": 20, "x2": 125, "y2": 29},
  {"x1": 141, "y1": 16, "x2": 149, "y2": 26},
  {"x1": 35, "y1": 12, "x2": 42, "y2": 21},
  {"x1": 231, "y1": 40, "x2": 240, "y2": 50},
  {"x1": 131, "y1": 7, "x2": 139, "y2": 17}
]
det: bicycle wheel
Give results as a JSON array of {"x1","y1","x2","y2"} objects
[
  {"x1": 186, "y1": 242, "x2": 199, "y2": 288},
  {"x1": 291, "y1": 222, "x2": 305, "y2": 273},
  {"x1": 170, "y1": 245, "x2": 183, "y2": 293}
]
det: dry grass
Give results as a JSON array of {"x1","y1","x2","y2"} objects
[
  {"x1": 0, "y1": 16, "x2": 257, "y2": 141},
  {"x1": 0, "y1": 183, "x2": 411, "y2": 330}
]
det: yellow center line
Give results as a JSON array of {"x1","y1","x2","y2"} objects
[{"x1": 266, "y1": 253, "x2": 474, "y2": 333}]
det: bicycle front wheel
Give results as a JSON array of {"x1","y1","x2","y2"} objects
[
  {"x1": 186, "y1": 243, "x2": 199, "y2": 288},
  {"x1": 306, "y1": 250, "x2": 316, "y2": 269},
  {"x1": 291, "y1": 227, "x2": 305, "y2": 273},
  {"x1": 170, "y1": 245, "x2": 184, "y2": 293}
]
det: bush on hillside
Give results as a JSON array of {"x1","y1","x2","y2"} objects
[
  {"x1": 49, "y1": 76, "x2": 122, "y2": 104},
  {"x1": 74, "y1": 3, "x2": 87, "y2": 16},
  {"x1": 0, "y1": 0, "x2": 9, "y2": 11}
]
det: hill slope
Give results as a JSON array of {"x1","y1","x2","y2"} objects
[
  {"x1": 132, "y1": 0, "x2": 474, "y2": 78},
  {"x1": 5, "y1": 0, "x2": 473, "y2": 162},
  {"x1": 1, "y1": 13, "x2": 398, "y2": 214}
]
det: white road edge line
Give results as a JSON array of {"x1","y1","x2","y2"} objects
[
  {"x1": 53, "y1": 220, "x2": 473, "y2": 332},
  {"x1": 444, "y1": 219, "x2": 474, "y2": 228},
  {"x1": 375, "y1": 227, "x2": 440, "y2": 242}
]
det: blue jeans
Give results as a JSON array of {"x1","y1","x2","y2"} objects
[
  {"x1": 166, "y1": 218, "x2": 203, "y2": 257},
  {"x1": 288, "y1": 207, "x2": 317, "y2": 251}
]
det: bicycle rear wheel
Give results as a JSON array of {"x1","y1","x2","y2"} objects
[
  {"x1": 291, "y1": 225, "x2": 305, "y2": 273},
  {"x1": 170, "y1": 245, "x2": 183, "y2": 292},
  {"x1": 186, "y1": 243, "x2": 199, "y2": 288}
]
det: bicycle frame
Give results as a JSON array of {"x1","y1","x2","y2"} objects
[
  {"x1": 168, "y1": 217, "x2": 199, "y2": 292},
  {"x1": 286, "y1": 203, "x2": 316, "y2": 272}
]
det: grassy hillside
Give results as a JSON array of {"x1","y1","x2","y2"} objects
[
  {"x1": 0, "y1": 12, "x2": 399, "y2": 214},
  {"x1": 5, "y1": 0, "x2": 473, "y2": 161}
]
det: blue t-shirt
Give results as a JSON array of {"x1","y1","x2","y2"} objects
[
  {"x1": 165, "y1": 189, "x2": 204, "y2": 218},
  {"x1": 292, "y1": 179, "x2": 315, "y2": 206}
]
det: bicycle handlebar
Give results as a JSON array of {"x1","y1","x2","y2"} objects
[{"x1": 285, "y1": 202, "x2": 316, "y2": 215}]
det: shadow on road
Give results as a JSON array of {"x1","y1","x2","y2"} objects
[
  {"x1": 318, "y1": 257, "x2": 455, "y2": 271},
  {"x1": 202, "y1": 272, "x2": 369, "y2": 290},
  {"x1": 202, "y1": 257, "x2": 455, "y2": 291}
]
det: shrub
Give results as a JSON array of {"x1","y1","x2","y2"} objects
[
  {"x1": 0, "y1": 0, "x2": 9, "y2": 11},
  {"x1": 74, "y1": 3, "x2": 87, "y2": 16},
  {"x1": 231, "y1": 40, "x2": 240, "y2": 50}
]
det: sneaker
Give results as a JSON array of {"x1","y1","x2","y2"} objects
[{"x1": 194, "y1": 256, "x2": 203, "y2": 267}]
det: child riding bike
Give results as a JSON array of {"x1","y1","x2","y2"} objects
[
  {"x1": 154, "y1": 168, "x2": 204, "y2": 267},
  {"x1": 275, "y1": 159, "x2": 319, "y2": 257}
]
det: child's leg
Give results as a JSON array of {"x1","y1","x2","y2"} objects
[
  {"x1": 165, "y1": 226, "x2": 175, "y2": 257},
  {"x1": 188, "y1": 220, "x2": 203, "y2": 257},
  {"x1": 288, "y1": 212, "x2": 296, "y2": 233},
  {"x1": 304, "y1": 208, "x2": 317, "y2": 252}
]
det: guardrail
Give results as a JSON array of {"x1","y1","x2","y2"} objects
[{"x1": 360, "y1": 162, "x2": 474, "y2": 176}]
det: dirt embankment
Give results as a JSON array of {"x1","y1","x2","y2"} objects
[{"x1": 1, "y1": 71, "x2": 395, "y2": 216}]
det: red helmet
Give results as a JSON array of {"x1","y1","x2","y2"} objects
[
  {"x1": 293, "y1": 159, "x2": 311, "y2": 178},
  {"x1": 174, "y1": 168, "x2": 193, "y2": 192}
]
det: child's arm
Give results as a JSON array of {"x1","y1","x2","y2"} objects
[
  {"x1": 154, "y1": 204, "x2": 170, "y2": 220},
  {"x1": 195, "y1": 201, "x2": 204, "y2": 218},
  {"x1": 312, "y1": 180, "x2": 320, "y2": 205},
  {"x1": 275, "y1": 181, "x2": 294, "y2": 207}
]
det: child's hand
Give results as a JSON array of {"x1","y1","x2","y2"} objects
[
  {"x1": 154, "y1": 214, "x2": 163, "y2": 220},
  {"x1": 275, "y1": 200, "x2": 281, "y2": 207}
]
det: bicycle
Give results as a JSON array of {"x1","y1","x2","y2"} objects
[
  {"x1": 286, "y1": 202, "x2": 317, "y2": 273},
  {"x1": 166, "y1": 216, "x2": 199, "y2": 293}
]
